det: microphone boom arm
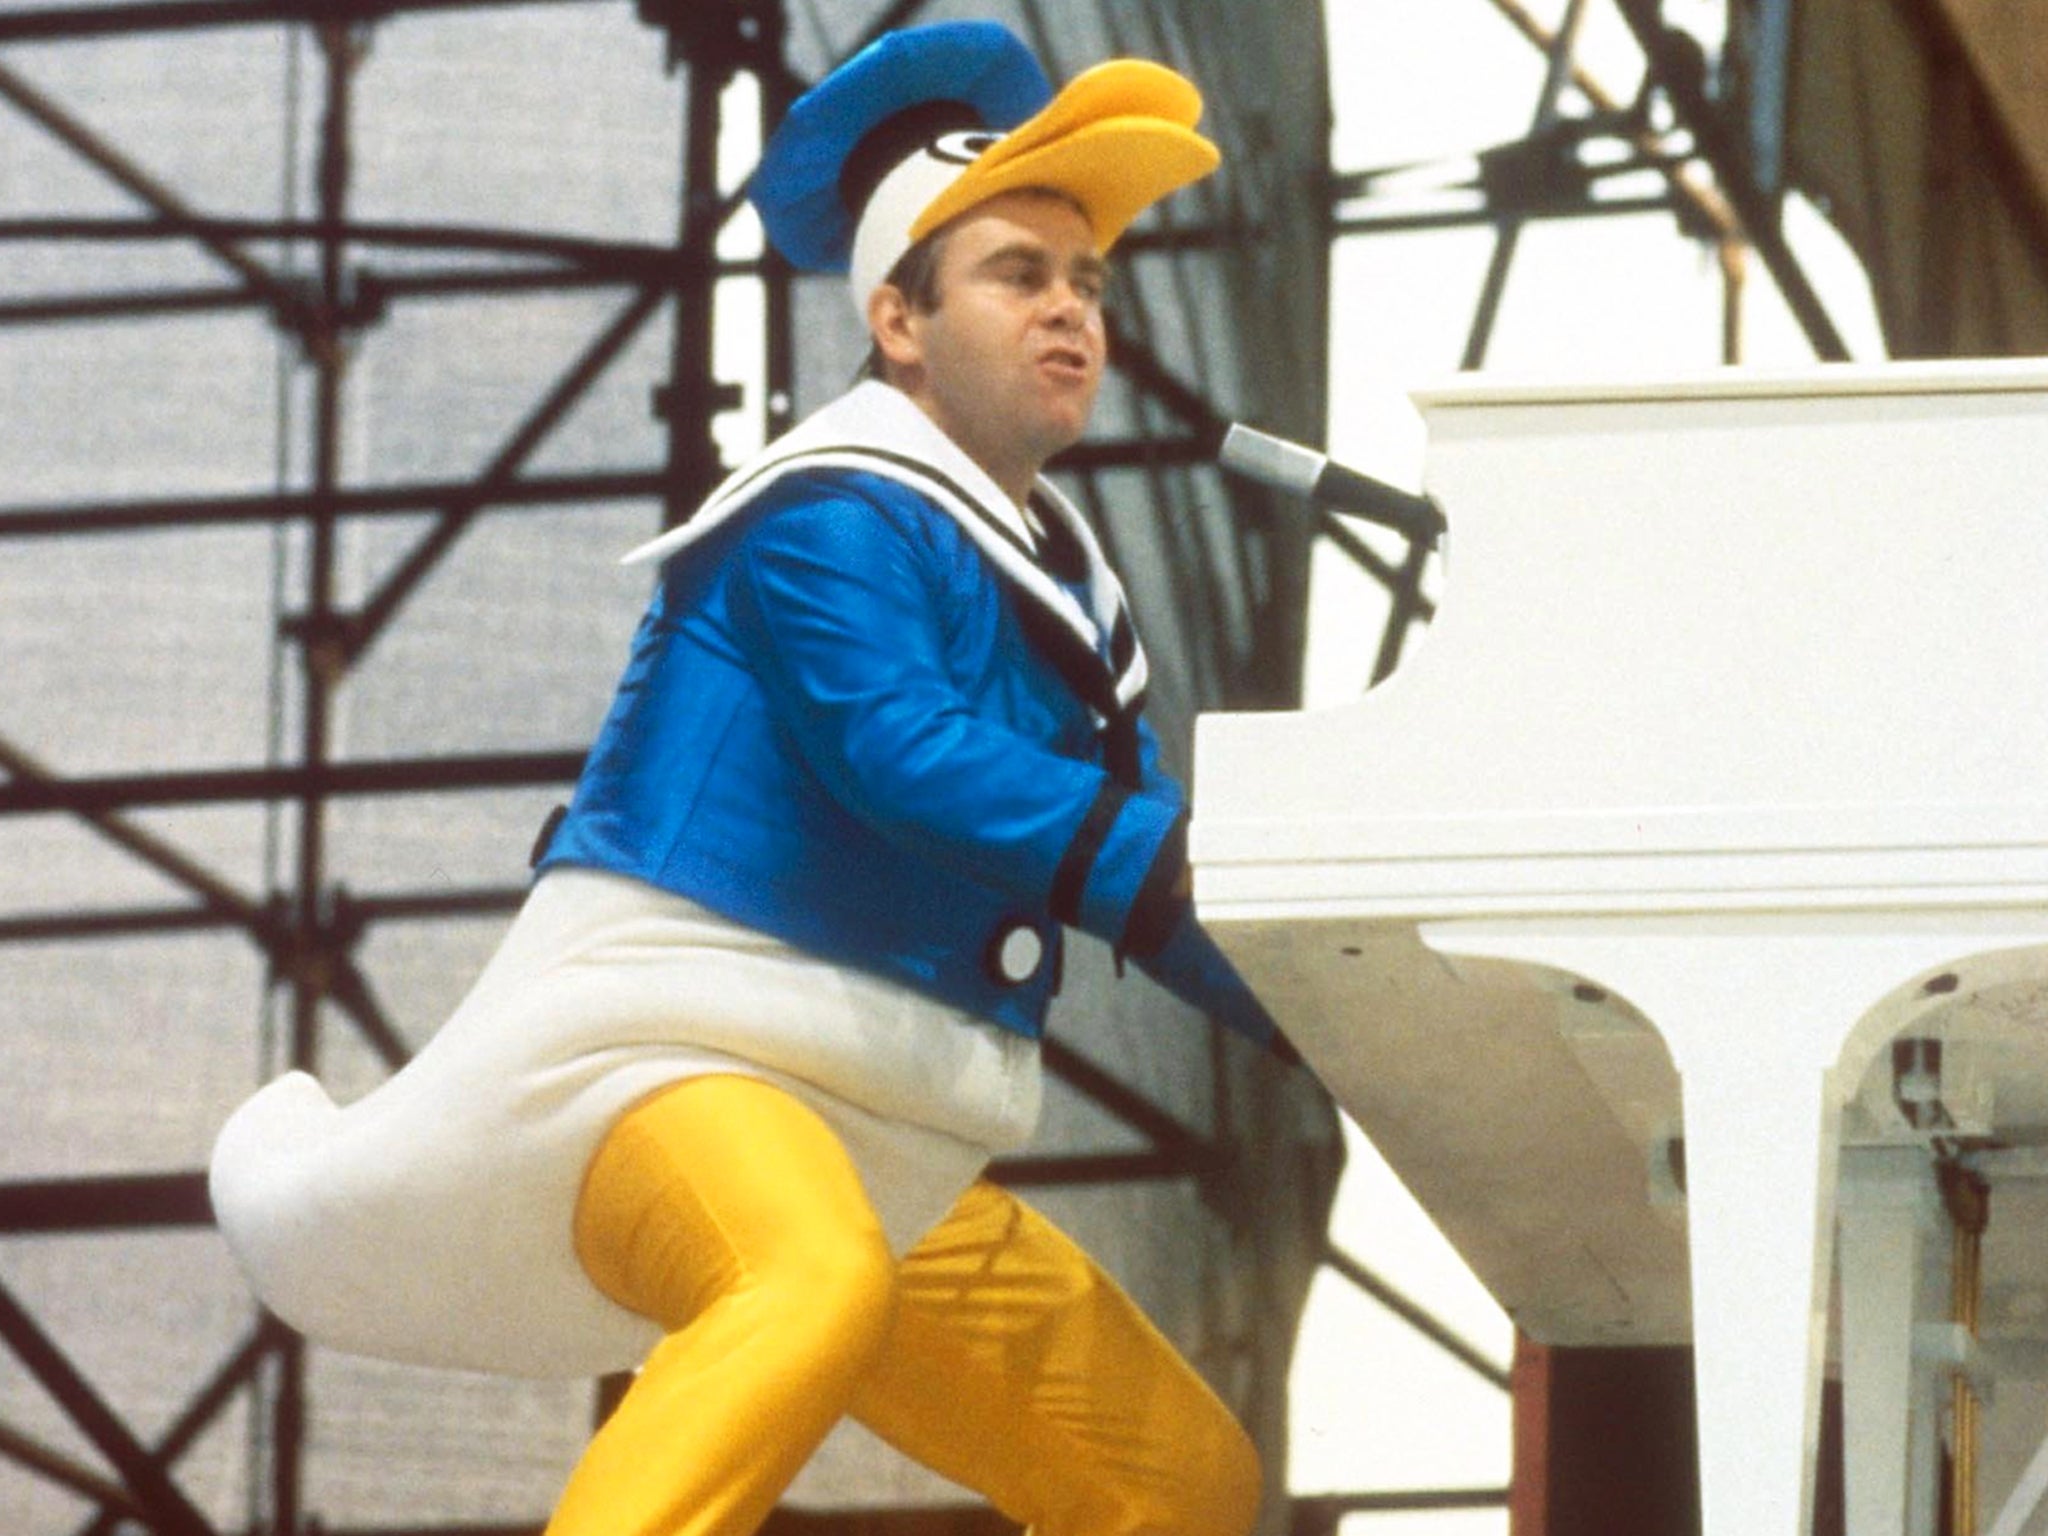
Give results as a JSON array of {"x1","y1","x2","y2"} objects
[{"x1": 1218, "y1": 423, "x2": 1447, "y2": 548}]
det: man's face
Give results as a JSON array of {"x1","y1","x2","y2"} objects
[{"x1": 878, "y1": 190, "x2": 1108, "y2": 497}]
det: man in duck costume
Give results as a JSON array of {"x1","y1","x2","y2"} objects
[{"x1": 211, "y1": 21, "x2": 1283, "y2": 1536}]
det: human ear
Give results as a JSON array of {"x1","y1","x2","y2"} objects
[{"x1": 866, "y1": 284, "x2": 923, "y2": 373}]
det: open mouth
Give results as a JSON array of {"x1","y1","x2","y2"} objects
[{"x1": 1039, "y1": 346, "x2": 1092, "y2": 377}]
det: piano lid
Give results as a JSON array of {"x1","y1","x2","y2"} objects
[{"x1": 1196, "y1": 357, "x2": 2048, "y2": 928}]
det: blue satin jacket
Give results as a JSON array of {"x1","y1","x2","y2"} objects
[{"x1": 540, "y1": 464, "x2": 1270, "y2": 1043}]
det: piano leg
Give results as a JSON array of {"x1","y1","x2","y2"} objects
[
  {"x1": 1837, "y1": 1148, "x2": 1947, "y2": 1536},
  {"x1": 1421, "y1": 918, "x2": 2027, "y2": 1536},
  {"x1": 1664, "y1": 992, "x2": 1837, "y2": 1536}
]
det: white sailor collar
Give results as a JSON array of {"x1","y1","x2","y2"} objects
[{"x1": 621, "y1": 380, "x2": 1149, "y2": 717}]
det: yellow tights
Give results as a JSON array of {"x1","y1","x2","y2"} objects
[{"x1": 546, "y1": 1074, "x2": 1260, "y2": 1536}]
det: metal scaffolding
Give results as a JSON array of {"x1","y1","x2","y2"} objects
[{"x1": 0, "y1": 2, "x2": 1338, "y2": 1533}]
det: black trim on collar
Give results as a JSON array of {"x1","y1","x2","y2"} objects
[
  {"x1": 1027, "y1": 490, "x2": 1089, "y2": 582},
  {"x1": 1108, "y1": 609, "x2": 1138, "y2": 676},
  {"x1": 1014, "y1": 597, "x2": 1120, "y2": 722},
  {"x1": 706, "y1": 444, "x2": 1048, "y2": 592}
]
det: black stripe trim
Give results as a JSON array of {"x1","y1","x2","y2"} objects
[
  {"x1": 1049, "y1": 781, "x2": 1129, "y2": 927},
  {"x1": 1119, "y1": 811, "x2": 1189, "y2": 960},
  {"x1": 1016, "y1": 598, "x2": 1122, "y2": 721},
  {"x1": 1108, "y1": 609, "x2": 1137, "y2": 675},
  {"x1": 1027, "y1": 489, "x2": 1089, "y2": 581},
  {"x1": 1102, "y1": 709, "x2": 1142, "y2": 790}
]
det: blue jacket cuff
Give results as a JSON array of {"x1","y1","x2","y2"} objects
[
  {"x1": 1138, "y1": 906, "x2": 1278, "y2": 1047},
  {"x1": 1067, "y1": 792, "x2": 1183, "y2": 952}
]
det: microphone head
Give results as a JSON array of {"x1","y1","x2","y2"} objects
[
  {"x1": 1217, "y1": 423, "x2": 1323, "y2": 494},
  {"x1": 1218, "y1": 421, "x2": 1447, "y2": 549}
]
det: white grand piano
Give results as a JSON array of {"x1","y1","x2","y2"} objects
[{"x1": 1194, "y1": 359, "x2": 2048, "y2": 1536}]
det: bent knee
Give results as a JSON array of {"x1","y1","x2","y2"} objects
[{"x1": 760, "y1": 1219, "x2": 898, "y2": 1359}]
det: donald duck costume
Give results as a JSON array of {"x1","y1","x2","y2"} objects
[{"x1": 211, "y1": 22, "x2": 1275, "y2": 1536}]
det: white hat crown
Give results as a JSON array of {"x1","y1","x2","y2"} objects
[{"x1": 847, "y1": 130, "x2": 1001, "y2": 310}]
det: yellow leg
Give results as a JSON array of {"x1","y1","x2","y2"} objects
[
  {"x1": 546, "y1": 1075, "x2": 896, "y2": 1536},
  {"x1": 850, "y1": 1181, "x2": 1262, "y2": 1536}
]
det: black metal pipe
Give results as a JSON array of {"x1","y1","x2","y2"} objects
[
  {"x1": 73, "y1": 1324, "x2": 289, "y2": 1536},
  {"x1": 0, "y1": 0, "x2": 607, "y2": 45},
  {"x1": 656, "y1": 21, "x2": 732, "y2": 529},
  {"x1": 0, "y1": 1420, "x2": 146, "y2": 1522},
  {"x1": 1369, "y1": 534, "x2": 1435, "y2": 686},
  {"x1": 0, "y1": 1173, "x2": 212, "y2": 1233},
  {"x1": 1040, "y1": 1038, "x2": 1221, "y2": 1180},
  {"x1": 0, "y1": 739, "x2": 453, "y2": 1078},
  {"x1": 0, "y1": 215, "x2": 693, "y2": 275},
  {"x1": 1608, "y1": 0, "x2": 1848, "y2": 359},
  {"x1": 0, "y1": 750, "x2": 584, "y2": 815},
  {"x1": 0, "y1": 885, "x2": 529, "y2": 946},
  {"x1": 0, "y1": 736, "x2": 268, "y2": 931},
  {"x1": 1324, "y1": 1243, "x2": 1512, "y2": 1392},
  {"x1": 343, "y1": 282, "x2": 670, "y2": 665},
  {"x1": 755, "y1": 3, "x2": 796, "y2": 443},
  {"x1": 274, "y1": 33, "x2": 359, "y2": 1526},
  {"x1": 0, "y1": 284, "x2": 262, "y2": 328},
  {"x1": 1316, "y1": 510, "x2": 1436, "y2": 615},
  {"x1": 0, "y1": 65, "x2": 311, "y2": 332},
  {"x1": 0, "y1": 1278, "x2": 218, "y2": 1536},
  {"x1": 1103, "y1": 314, "x2": 1224, "y2": 435},
  {"x1": 1462, "y1": 0, "x2": 1592, "y2": 370},
  {"x1": 0, "y1": 907, "x2": 241, "y2": 945},
  {"x1": 0, "y1": 244, "x2": 769, "y2": 334},
  {"x1": 1048, "y1": 435, "x2": 1213, "y2": 474},
  {"x1": 0, "y1": 470, "x2": 666, "y2": 541}
]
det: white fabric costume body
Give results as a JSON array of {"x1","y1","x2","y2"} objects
[{"x1": 205, "y1": 383, "x2": 1158, "y2": 1378}]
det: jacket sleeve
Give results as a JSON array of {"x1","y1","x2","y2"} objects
[
  {"x1": 1133, "y1": 713, "x2": 1185, "y2": 814},
  {"x1": 1129, "y1": 906, "x2": 1280, "y2": 1048},
  {"x1": 722, "y1": 492, "x2": 1184, "y2": 953},
  {"x1": 1117, "y1": 690, "x2": 1283, "y2": 1049}
]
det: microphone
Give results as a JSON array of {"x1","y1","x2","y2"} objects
[{"x1": 1218, "y1": 423, "x2": 1447, "y2": 547}]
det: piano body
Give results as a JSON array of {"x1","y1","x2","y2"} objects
[{"x1": 1194, "y1": 359, "x2": 2048, "y2": 1536}]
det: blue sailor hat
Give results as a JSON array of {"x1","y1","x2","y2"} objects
[
  {"x1": 751, "y1": 21, "x2": 1219, "y2": 312},
  {"x1": 751, "y1": 22, "x2": 1052, "y2": 278}
]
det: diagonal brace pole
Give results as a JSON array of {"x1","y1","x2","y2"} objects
[
  {"x1": 339, "y1": 281, "x2": 670, "y2": 666},
  {"x1": 73, "y1": 1322, "x2": 289, "y2": 1536},
  {"x1": 0, "y1": 732, "x2": 411, "y2": 1068},
  {"x1": 0, "y1": 61, "x2": 313, "y2": 333},
  {"x1": 0, "y1": 1275, "x2": 217, "y2": 1536}
]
